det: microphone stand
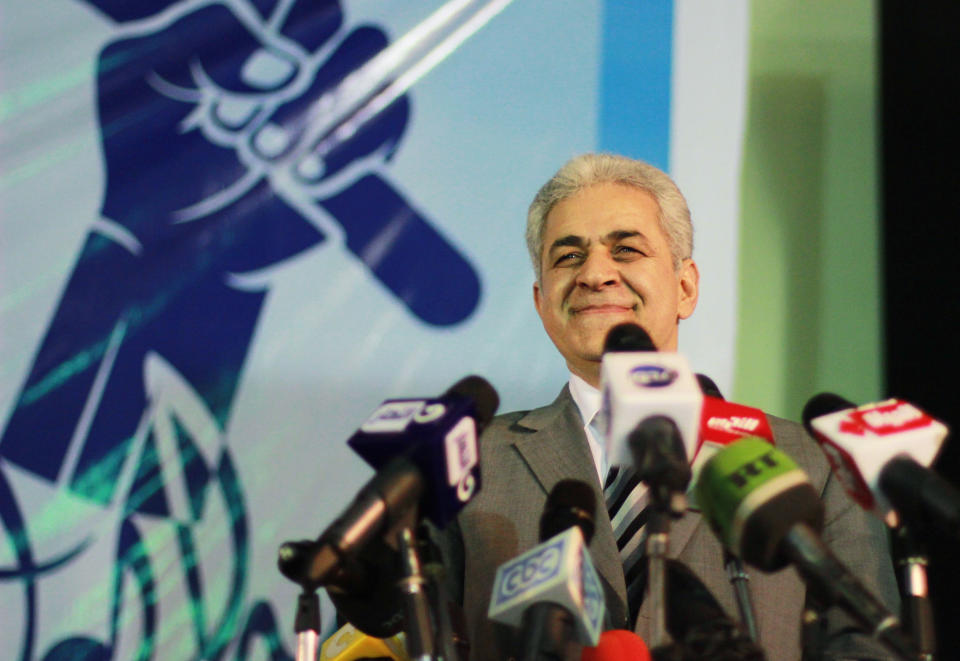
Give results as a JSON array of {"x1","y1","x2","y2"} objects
[
  {"x1": 645, "y1": 509, "x2": 671, "y2": 649},
  {"x1": 724, "y1": 551, "x2": 759, "y2": 642},
  {"x1": 894, "y1": 524, "x2": 936, "y2": 660},
  {"x1": 293, "y1": 590, "x2": 321, "y2": 661},
  {"x1": 397, "y1": 526, "x2": 437, "y2": 660},
  {"x1": 277, "y1": 540, "x2": 324, "y2": 661},
  {"x1": 418, "y1": 525, "x2": 463, "y2": 661},
  {"x1": 800, "y1": 601, "x2": 827, "y2": 661},
  {"x1": 645, "y1": 488, "x2": 688, "y2": 649},
  {"x1": 630, "y1": 416, "x2": 692, "y2": 650}
]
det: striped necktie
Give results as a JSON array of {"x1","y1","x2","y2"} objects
[{"x1": 604, "y1": 465, "x2": 650, "y2": 624}]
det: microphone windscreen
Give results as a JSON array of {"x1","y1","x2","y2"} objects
[
  {"x1": 801, "y1": 392, "x2": 854, "y2": 432},
  {"x1": 277, "y1": 539, "x2": 317, "y2": 584},
  {"x1": 580, "y1": 629, "x2": 651, "y2": 661},
  {"x1": 603, "y1": 323, "x2": 656, "y2": 353},
  {"x1": 695, "y1": 373, "x2": 724, "y2": 400},
  {"x1": 628, "y1": 415, "x2": 690, "y2": 493},
  {"x1": 326, "y1": 536, "x2": 406, "y2": 637},
  {"x1": 540, "y1": 479, "x2": 597, "y2": 543},
  {"x1": 446, "y1": 375, "x2": 500, "y2": 431}
]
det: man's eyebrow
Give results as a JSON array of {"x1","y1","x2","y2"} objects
[
  {"x1": 547, "y1": 230, "x2": 650, "y2": 254},
  {"x1": 606, "y1": 230, "x2": 643, "y2": 242},
  {"x1": 547, "y1": 235, "x2": 587, "y2": 252}
]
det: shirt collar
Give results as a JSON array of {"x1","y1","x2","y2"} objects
[
  {"x1": 568, "y1": 373, "x2": 606, "y2": 482},
  {"x1": 568, "y1": 373, "x2": 601, "y2": 426}
]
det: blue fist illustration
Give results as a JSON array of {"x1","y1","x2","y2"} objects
[{"x1": 1, "y1": 1, "x2": 481, "y2": 659}]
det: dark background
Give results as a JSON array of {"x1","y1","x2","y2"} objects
[{"x1": 881, "y1": 1, "x2": 960, "y2": 656}]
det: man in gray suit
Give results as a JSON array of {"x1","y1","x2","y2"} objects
[{"x1": 445, "y1": 153, "x2": 900, "y2": 660}]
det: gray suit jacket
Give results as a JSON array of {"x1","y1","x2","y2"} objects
[{"x1": 445, "y1": 386, "x2": 900, "y2": 660}]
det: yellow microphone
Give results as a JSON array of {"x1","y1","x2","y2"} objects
[{"x1": 319, "y1": 622, "x2": 408, "y2": 660}]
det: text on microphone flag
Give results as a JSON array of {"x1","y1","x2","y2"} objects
[
  {"x1": 487, "y1": 526, "x2": 605, "y2": 645},
  {"x1": 687, "y1": 397, "x2": 773, "y2": 509},
  {"x1": 837, "y1": 399, "x2": 935, "y2": 436},
  {"x1": 807, "y1": 396, "x2": 948, "y2": 520},
  {"x1": 360, "y1": 400, "x2": 429, "y2": 433}
]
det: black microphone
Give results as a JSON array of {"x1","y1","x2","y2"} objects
[
  {"x1": 657, "y1": 559, "x2": 765, "y2": 660},
  {"x1": 540, "y1": 478, "x2": 597, "y2": 543},
  {"x1": 279, "y1": 376, "x2": 498, "y2": 590},
  {"x1": 624, "y1": 415, "x2": 691, "y2": 651},
  {"x1": 628, "y1": 415, "x2": 691, "y2": 514},
  {"x1": 324, "y1": 536, "x2": 408, "y2": 638},
  {"x1": 802, "y1": 392, "x2": 958, "y2": 538},
  {"x1": 522, "y1": 480, "x2": 601, "y2": 661},
  {"x1": 487, "y1": 480, "x2": 606, "y2": 659},
  {"x1": 695, "y1": 373, "x2": 724, "y2": 400},
  {"x1": 604, "y1": 322, "x2": 658, "y2": 352}
]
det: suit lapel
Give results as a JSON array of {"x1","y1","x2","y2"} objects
[
  {"x1": 512, "y1": 399, "x2": 594, "y2": 498},
  {"x1": 667, "y1": 507, "x2": 703, "y2": 558},
  {"x1": 510, "y1": 387, "x2": 630, "y2": 627}
]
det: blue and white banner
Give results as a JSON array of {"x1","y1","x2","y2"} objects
[{"x1": 0, "y1": 1, "x2": 746, "y2": 658}]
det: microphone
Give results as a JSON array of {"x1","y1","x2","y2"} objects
[
  {"x1": 688, "y1": 376, "x2": 774, "y2": 508},
  {"x1": 661, "y1": 559, "x2": 766, "y2": 660},
  {"x1": 690, "y1": 379, "x2": 777, "y2": 494},
  {"x1": 580, "y1": 629, "x2": 651, "y2": 661},
  {"x1": 619, "y1": 557, "x2": 765, "y2": 659},
  {"x1": 347, "y1": 375, "x2": 500, "y2": 528},
  {"x1": 322, "y1": 535, "x2": 408, "y2": 638},
  {"x1": 686, "y1": 377, "x2": 765, "y2": 644},
  {"x1": 628, "y1": 415, "x2": 691, "y2": 514},
  {"x1": 539, "y1": 478, "x2": 597, "y2": 542},
  {"x1": 601, "y1": 324, "x2": 698, "y2": 649},
  {"x1": 599, "y1": 323, "x2": 704, "y2": 468},
  {"x1": 802, "y1": 393, "x2": 950, "y2": 657},
  {"x1": 694, "y1": 372, "x2": 724, "y2": 399},
  {"x1": 695, "y1": 373, "x2": 723, "y2": 399},
  {"x1": 279, "y1": 376, "x2": 498, "y2": 589},
  {"x1": 695, "y1": 438, "x2": 916, "y2": 660},
  {"x1": 693, "y1": 374, "x2": 773, "y2": 459},
  {"x1": 802, "y1": 393, "x2": 957, "y2": 536},
  {"x1": 697, "y1": 396, "x2": 773, "y2": 448},
  {"x1": 604, "y1": 322, "x2": 656, "y2": 352},
  {"x1": 487, "y1": 480, "x2": 606, "y2": 657},
  {"x1": 318, "y1": 622, "x2": 408, "y2": 660}
]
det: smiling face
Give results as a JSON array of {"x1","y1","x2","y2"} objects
[{"x1": 533, "y1": 182, "x2": 699, "y2": 386}]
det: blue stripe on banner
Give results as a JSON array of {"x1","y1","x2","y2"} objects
[{"x1": 599, "y1": 0, "x2": 673, "y2": 170}]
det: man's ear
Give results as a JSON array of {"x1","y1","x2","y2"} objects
[
  {"x1": 533, "y1": 280, "x2": 542, "y2": 315},
  {"x1": 677, "y1": 258, "x2": 699, "y2": 320}
]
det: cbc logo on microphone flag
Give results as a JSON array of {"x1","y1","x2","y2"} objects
[
  {"x1": 487, "y1": 527, "x2": 604, "y2": 645},
  {"x1": 497, "y1": 539, "x2": 564, "y2": 602}
]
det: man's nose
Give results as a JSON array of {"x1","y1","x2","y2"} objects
[{"x1": 576, "y1": 250, "x2": 620, "y2": 289}]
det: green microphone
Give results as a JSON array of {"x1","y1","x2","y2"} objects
[
  {"x1": 696, "y1": 438, "x2": 917, "y2": 660},
  {"x1": 695, "y1": 437, "x2": 822, "y2": 570}
]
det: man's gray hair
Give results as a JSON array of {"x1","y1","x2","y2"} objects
[{"x1": 525, "y1": 153, "x2": 693, "y2": 282}]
